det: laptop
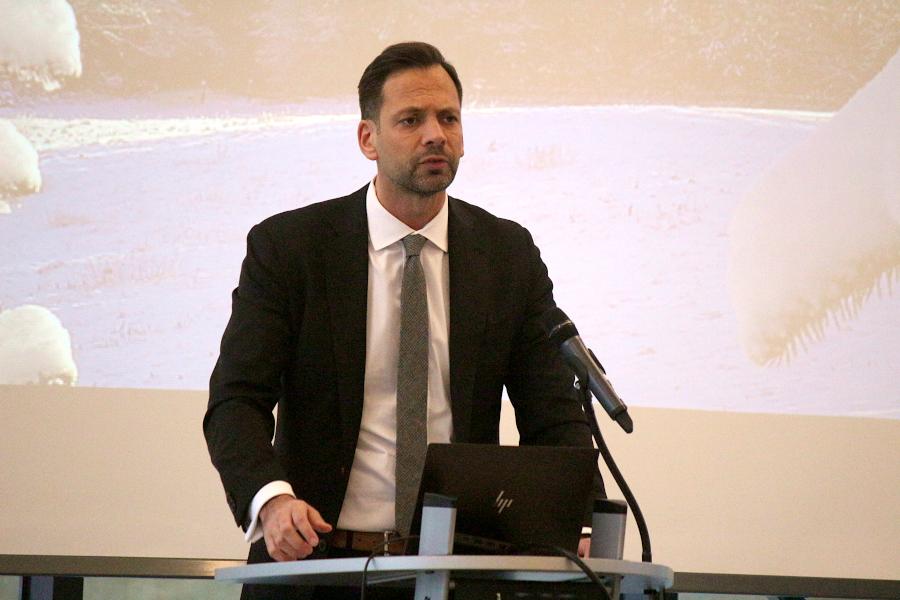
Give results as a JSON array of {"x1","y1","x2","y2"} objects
[{"x1": 410, "y1": 443, "x2": 599, "y2": 554}]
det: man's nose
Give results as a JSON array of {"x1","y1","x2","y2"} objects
[{"x1": 420, "y1": 115, "x2": 447, "y2": 146}]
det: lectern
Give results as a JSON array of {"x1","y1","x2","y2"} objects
[
  {"x1": 216, "y1": 555, "x2": 672, "y2": 599},
  {"x1": 215, "y1": 499, "x2": 673, "y2": 599}
]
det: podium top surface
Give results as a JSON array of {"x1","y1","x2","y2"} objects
[{"x1": 215, "y1": 555, "x2": 674, "y2": 592}]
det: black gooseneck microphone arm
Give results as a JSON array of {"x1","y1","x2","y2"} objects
[
  {"x1": 542, "y1": 307, "x2": 652, "y2": 562},
  {"x1": 576, "y1": 372, "x2": 653, "y2": 563}
]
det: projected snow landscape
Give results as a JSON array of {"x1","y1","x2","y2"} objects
[{"x1": 1, "y1": 1, "x2": 897, "y2": 419}]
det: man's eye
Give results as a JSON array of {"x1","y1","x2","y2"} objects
[
  {"x1": 443, "y1": 115, "x2": 459, "y2": 124},
  {"x1": 399, "y1": 116, "x2": 418, "y2": 126}
]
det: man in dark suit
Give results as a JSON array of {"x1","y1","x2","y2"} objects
[{"x1": 204, "y1": 42, "x2": 599, "y2": 598}]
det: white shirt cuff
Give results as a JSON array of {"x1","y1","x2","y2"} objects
[{"x1": 244, "y1": 480, "x2": 296, "y2": 543}]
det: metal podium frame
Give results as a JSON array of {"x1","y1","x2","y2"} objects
[
  {"x1": 216, "y1": 500, "x2": 672, "y2": 599},
  {"x1": 215, "y1": 555, "x2": 674, "y2": 598}
]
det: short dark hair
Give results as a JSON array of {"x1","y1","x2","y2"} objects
[{"x1": 358, "y1": 42, "x2": 463, "y2": 122}]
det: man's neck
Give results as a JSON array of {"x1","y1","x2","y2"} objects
[{"x1": 374, "y1": 176, "x2": 446, "y2": 231}]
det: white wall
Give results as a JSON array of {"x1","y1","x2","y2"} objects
[
  {"x1": 1, "y1": 385, "x2": 897, "y2": 580},
  {"x1": 501, "y1": 401, "x2": 900, "y2": 578},
  {"x1": 0, "y1": 386, "x2": 245, "y2": 560}
]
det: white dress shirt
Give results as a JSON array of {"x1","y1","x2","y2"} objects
[{"x1": 244, "y1": 181, "x2": 453, "y2": 542}]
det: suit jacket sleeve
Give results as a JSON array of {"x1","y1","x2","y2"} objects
[
  {"x1": 502, "y1": 223, "x2": 607, "y2": 500},
  {"x1": 204, "y1": 221, "x2": 296, "y2": 528}
]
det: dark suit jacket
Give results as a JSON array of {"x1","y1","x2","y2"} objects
[{"x1": 204, "y1": 184, "x2": 599, "y2": 569}]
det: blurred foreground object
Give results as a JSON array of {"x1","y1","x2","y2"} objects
[
  {"x1": 729, "y1": 51, "x2": 899, "y2": 365},
  {"x1": 0, "y1": 304, "x2": 78, "y2": 385}
]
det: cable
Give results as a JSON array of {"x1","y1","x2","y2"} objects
[
  {"x1": 359, "y1": 534, "x2": 419, "y2": 600},
  {"x1": 359, "y1": 537, "x2": 612, "y2": 600},
  {"x1": 579, "y1": 378, "x2": 654, "y2": 563},
  {"x1": 513, "y1": 542, "x2": 613, "y2": 600}
]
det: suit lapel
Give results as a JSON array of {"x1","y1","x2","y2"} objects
[
  {"x1": 448, "y1": 198, "x2": 489, "y2": 442},
  {"x1": 323, "y1": 187, "x2": 370, "y2": 458},
  {"x1": 322, "y1": 191, "x2": 490, "y2": 450}
]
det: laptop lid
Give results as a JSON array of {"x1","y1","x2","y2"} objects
[{"x1": 412, "y1": 443, "x2": 599, "y2": 554}]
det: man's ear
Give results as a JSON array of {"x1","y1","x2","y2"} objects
[{"x1": 357, "y1": 119, "x2": 378, "y2": 161}]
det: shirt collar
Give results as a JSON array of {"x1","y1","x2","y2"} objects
[{"x1": 366, "y1": 178, "x2": 449, "y2": 253}]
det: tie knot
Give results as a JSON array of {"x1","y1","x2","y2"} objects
[{"x1": 402, "y1": 234, "x2": 427, "y2": 257}]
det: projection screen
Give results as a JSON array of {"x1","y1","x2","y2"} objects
[{"x1": 0, "y1": 0, "x2": 897, "y2": 579}]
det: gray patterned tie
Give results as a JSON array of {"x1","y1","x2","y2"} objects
[{"x1": 395, "y1": 234, "x2": 429, "y2": 536}]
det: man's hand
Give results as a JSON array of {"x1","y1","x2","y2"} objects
[
  {"x1": 259, "y1": 494, "x2": 333, "y2": 561},
  {"x1": 577, "y1": 536, "x2": 591, "y2": 558}
]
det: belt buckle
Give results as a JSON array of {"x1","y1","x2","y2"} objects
[{"x1": 382, "y1": 529, "x2": 400, "y2": 556}]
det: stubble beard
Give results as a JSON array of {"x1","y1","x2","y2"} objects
[{"x1": 389, "y1": 155, "x2": 459, "y2": 198}]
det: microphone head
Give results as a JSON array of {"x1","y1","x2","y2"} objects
[{"x1": 541, "y1": 307, "x2": 580, "y2": 347}]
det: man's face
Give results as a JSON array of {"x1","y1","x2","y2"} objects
[{"x1": 358, "y1": 64, "x2": 464, "y2": 198}]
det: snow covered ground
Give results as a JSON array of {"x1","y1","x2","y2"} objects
[{"x1": 0, "y1": 99, "x2": 896, "y2": 418}]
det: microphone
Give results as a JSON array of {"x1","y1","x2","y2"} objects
[{"x1": 543, "y1": 307, "x2": 633, "y2": 433}]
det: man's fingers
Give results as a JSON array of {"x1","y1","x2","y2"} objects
[
  {"x1": 261, "y1": 498, "x2": 317, "y2": 561},
  {"x1": 259, "y1": 497, "x2": 332, "y2": 561},
  {"x1": 290, "y1": 501, "x2": 322, "y2": 547},
  {"x1": 279, "y1": 519, "x2": 312, "y2": 554},
  {"x1": 577, "y1": 536, "x2": 591, "y2": 558},
  {"x1": 307, "y1": 505, "x2": 333, "y2": 533},
  {"x1": 265, "y1": 523, "x2": 314, "y2": 561}
]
